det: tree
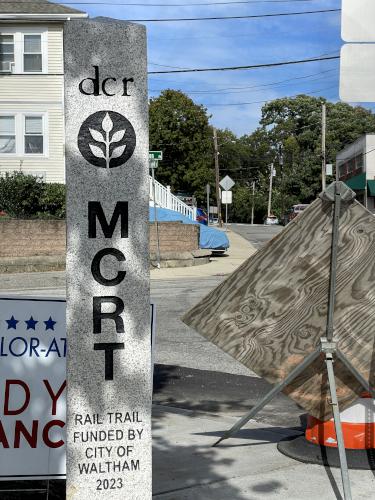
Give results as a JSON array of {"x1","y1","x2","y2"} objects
[
  {"x1": 149, "y1": 90, "x2": 213, "y2": 204},
  {"x1": 244, "y1": 95, "x2": 375, "y2": 219}
]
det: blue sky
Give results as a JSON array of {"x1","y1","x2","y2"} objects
[{"x1": 59, "y1": 0, "x2": 350, "y2": 135}]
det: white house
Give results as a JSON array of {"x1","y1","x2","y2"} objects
[
  {"x1": 336, "y1": 134, "x2": 375, "y2": 213},
  {"x1": 0, "y1": 0, "x2": 87, "y2": 183}
]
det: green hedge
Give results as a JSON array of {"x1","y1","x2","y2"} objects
[{"x1": 0, "y1": 172, "x2": 66, "y2": 219}]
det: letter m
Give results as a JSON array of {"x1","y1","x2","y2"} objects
[{"x1": 88, "y1": 202, "x2": 128, "y2": 238}]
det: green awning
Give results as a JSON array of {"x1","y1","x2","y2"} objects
[
  {"x1": 344, "y1": 173, "x2": 366, "y2": 191},
  {"x1": 367, "y1": 180, "x2": 375, "y2": 197}
]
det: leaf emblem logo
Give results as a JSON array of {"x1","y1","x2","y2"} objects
[
  {"x1": 78, "y1": 111, "x2": 136, "y2": 169},
  {"x1": 88, "y1": 113, "x2": 127, "y2": 169}
]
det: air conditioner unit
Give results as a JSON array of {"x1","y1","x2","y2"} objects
[{"x1": 0, "y1": 61, "x2": 12, "y2": 73}]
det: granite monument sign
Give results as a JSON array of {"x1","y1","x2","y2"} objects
[{"x1": 64, "y1": 18, "x2": 151, "y2": 499}]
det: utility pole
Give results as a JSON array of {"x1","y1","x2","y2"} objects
[
  {"x1": 322, "y1": 103, "x2": 326, "y2": 191},
  {"x1": 206, "y1": 183, "x2": 210, "y2": 225},
  {"x1": 213, "y1": 127, "x2": 222, "y2": 226},
  {"x1": 268, "y1": 163, "x2": 274, "y2": 217},
  {"x1": 251, "y1": 181, "x2": 255, "y2": 225}
]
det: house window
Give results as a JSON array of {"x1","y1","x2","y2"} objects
[
  {"x1": 24, "y1": 116, "x2": 43, "y2": 154},
  {"x1": 23, "y1": 34, "x2": 42, "y2": 72},
  {"x1": 0, "y1": 29, "x2": 46, "y2": 73},
  {"x1": 0, "y1": 116, "x2": 15, "y2": 154},
  {"x1": 0, "y1": 34, "x2": 14, "y2": 71},
  {"x1": 0, "y1": 113, "x2": 47, "y2": 156}
]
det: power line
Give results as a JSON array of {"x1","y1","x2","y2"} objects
[
  {"x1": 201, "y1": 84, "x2": 337, "y2": 106},
  {"x1": 126, "y1": 8, "x2": 340, "y2": 22},
  {"x1": 148, "y1": 68, "x2": 338, "y2": 94},
  {"x1": 148, "y1": 55, "x2": 339, "y2": 74}
]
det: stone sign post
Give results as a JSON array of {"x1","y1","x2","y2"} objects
[{"x1": 64, "y1": 18, "x2": 151, "y2": 499}]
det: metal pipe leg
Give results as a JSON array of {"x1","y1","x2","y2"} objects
[
  {"x1": 325, "y1": 354, "x2": 352, "y2": 500},
  {"x1": 336, "y1": 349, "x2": 375, "y2": 399},
  {"x1": 213, "y1": 348, "x2": 320, "y2": 447}
]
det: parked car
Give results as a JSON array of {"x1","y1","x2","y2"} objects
[
  {"x1": 281, "y1": 204, "x2": 309, "y2": 225},
  {"x1": 264, "y1": 214, "x2": 279, "y2": 225},
  {"x1": 196, "y1": 208, "x2": 208, "y2": 225}
]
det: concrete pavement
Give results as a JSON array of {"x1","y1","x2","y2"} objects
[
  {"x1": 153, "y1": 405, "x2": 375, "y2": 499},
  {"x1": 150, "y1": 228, "x2": 256, "y2": 279}
]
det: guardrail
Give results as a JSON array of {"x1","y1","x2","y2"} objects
[{"x1": 149, "y1": 175, "x2": 196, "y2": 220}]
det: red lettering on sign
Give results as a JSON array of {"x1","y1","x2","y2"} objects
[
  {"x1": 14, "y1": 420, "x2": 38, "y2": 448},
  {"x1": 42, "y1": 420, "x2": 65, "y2": 448},
  {"x1": 0, "y1": 421, "x2": 9, "y2": 448},
  {"x1": 4, "y1": 380, "x2": 30, "y2": 415},
  {"x1": 43, "y1": 380, "x2": 66, "y2": 416}
]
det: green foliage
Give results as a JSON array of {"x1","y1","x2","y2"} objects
[
  {"x1": 39, "y1": 183, "x2": 66, "y2": 219},
  {"x1": 0, "y1": 172, "x2": 65, "y2": 219},
  {"x1": 148, "y1": 91, "x2": 375, "y2": 222},
  {"x1": 149, "y1": 90, "x2": 213, "y2": 204},
  {"x1": 0, "y1": 172, "x2": 44, "y2": 218}
]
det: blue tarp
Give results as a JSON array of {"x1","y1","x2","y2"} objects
[{"x1": 149, "y1": 207, "x2": 229, "y2": 250}]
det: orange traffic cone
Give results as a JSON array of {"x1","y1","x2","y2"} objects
[{"x1": 306, "y1": 392, "x2": 375, "y2": 450}]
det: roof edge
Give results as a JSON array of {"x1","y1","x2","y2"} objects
[{"x1": 0, "y1": 13, "x2": 88, "y2": 20}]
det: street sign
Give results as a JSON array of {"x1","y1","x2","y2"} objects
[
  {"x1": 149, "y1": 151, "x2": 163, "y2": 160},
  {"x1": 221, "y1": 190, "x2": 232, "y2": 204},
  {"x1": 340, "y1": 44, "x2": 375, "y2": 102},
  {"x1": 340, "y1": 1, "x2": 375, "y2": 102},
  {"x1": 326, "y1": 164, "x2": 333, "y2": 176},
  {"x1": 220, "y1": 175, "x2": 235, "y2": 191},
  {"x1": 341, "y1": 0, "x2": 375, "y2": 42}
]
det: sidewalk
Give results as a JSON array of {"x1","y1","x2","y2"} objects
[
  {"x1": 153, "y1": 405, "x2": 374, "y2": 499},
  {"x1": 150, "y1": 229, "x2": 256, "y2": 280}
]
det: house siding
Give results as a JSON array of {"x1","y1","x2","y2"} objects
[{"x1": 0, "y1": 23, "x2": 65, "y2": 183}]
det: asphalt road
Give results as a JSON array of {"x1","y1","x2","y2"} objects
[
  {"x1": 0, "y1": 229, "x2": 306, "y2": 499},
  {"x1": 230, "y1": 223, "x2": 283, "y2": 249}
]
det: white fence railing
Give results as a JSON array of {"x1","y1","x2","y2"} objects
[{"x1": 149, "y1": 175, "x2": 196, "y2": 220}]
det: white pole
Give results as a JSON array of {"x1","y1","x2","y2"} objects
[
  {"x1": 225, "y1": 200, "x2": 228, "y2": 232},
  {"x1": 251, "y1": 181, "x2": 255, "y2": 225},
  {"x1": 151, "y1": 162, "x2": 161, "y2": 269}
]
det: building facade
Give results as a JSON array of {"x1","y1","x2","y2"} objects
[
  {"x1": 0, "y1": 1, "x2": 86, "y2": 183},
  {"x1": 336, "y1": 134, "x2": 375, "y2": 213}
]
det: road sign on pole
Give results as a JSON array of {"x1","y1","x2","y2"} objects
[
  {"x1": 149, "y1": 151, "x2": 163, "y2": 160},
  {"x1": 220, "y1": 175, "x2": 235, "y2": 192}
]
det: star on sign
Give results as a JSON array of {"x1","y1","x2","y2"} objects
[
  {"x1": 25, "y1": 316, "x2": 38, "y2": 330},
  {"x1": 6, "y1": 315, "x2": 18, "y2": 330},
  {"x1": 44, "y1": 316, "x2": 56, "y2": 331}
]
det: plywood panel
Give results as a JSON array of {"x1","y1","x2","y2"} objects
[{"x1": 182, "y1": 196, "x2": 375, "y2": 420}]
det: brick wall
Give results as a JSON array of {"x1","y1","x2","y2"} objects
[
  {"x1": 149, "y1": 222, "x2": 199, "y2": 253},
  {"x1": 0, "y1": 219, "x2": 200, "y2": 257},
  {"x1": 0, "y1": 219, "x2": 66, "y2": 257}
]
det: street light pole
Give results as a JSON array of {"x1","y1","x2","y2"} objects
[
  {"x1": 213, "y1": 128, "x2": 222, "y2": 226},
  {"x1": 268, "y1": 163, "x2": 274, "y2": 217}
]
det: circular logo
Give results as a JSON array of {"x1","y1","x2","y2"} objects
[{"x1": 78, "y1": 111, "x2": 136, "y2": 169}]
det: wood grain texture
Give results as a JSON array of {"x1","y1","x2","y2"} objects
[{"x1": 182, "y1": 197, "x2": 375, "y2": 420}]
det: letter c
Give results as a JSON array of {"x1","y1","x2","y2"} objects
[
  {"x1": 91, "y1": 248, "x2": 126, "y2": 286},
  {"x1": 102, "y1": 77, "x2": 117, "y2": 96}
]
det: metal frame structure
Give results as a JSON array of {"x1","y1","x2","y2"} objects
[{"x1": 213, "y1": 182, "x2": 375, "y2": 500}]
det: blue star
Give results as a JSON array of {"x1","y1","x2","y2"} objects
[
  {"x1": 25, "y1": 316, "x2": 38, "y2": 330},
  {"x1": 44, "y1": 316, "x2": 56, "y2": 331},
  {"x1": 6, "y1": 315, "x2": 18, "y2": 329}
]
